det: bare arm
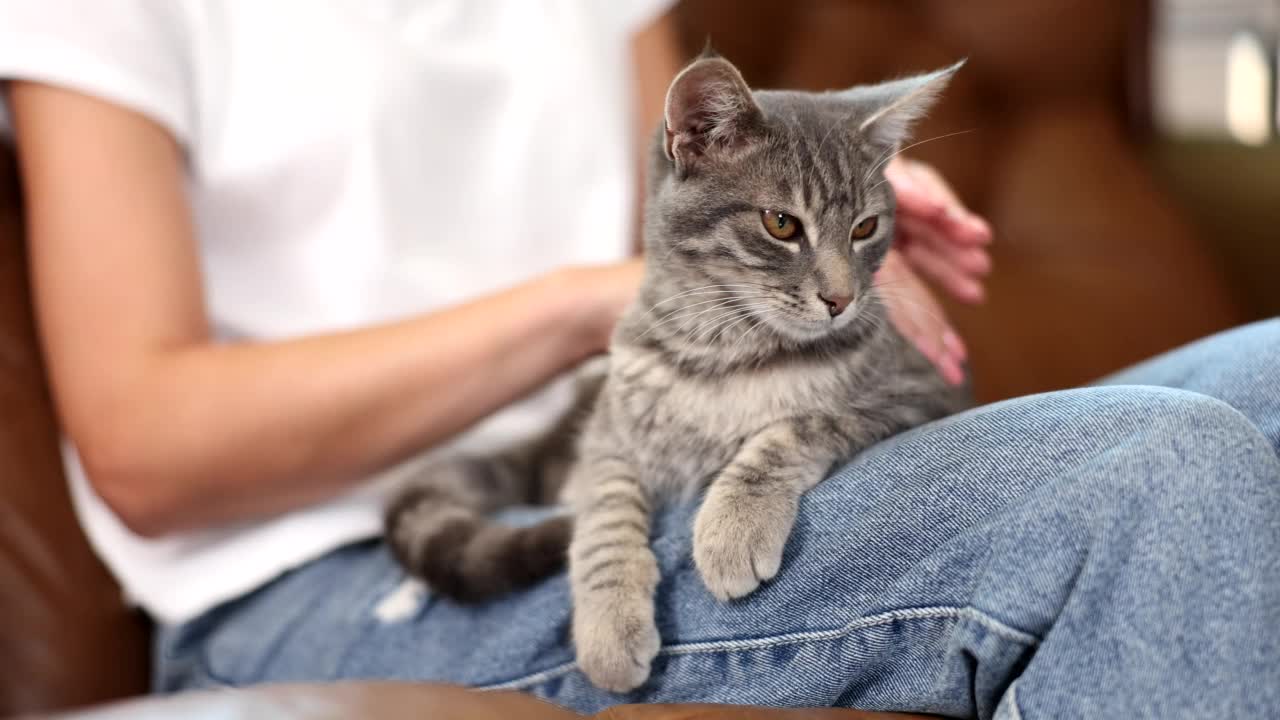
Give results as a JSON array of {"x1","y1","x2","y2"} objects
[{"x1": 9, "y1": 82, "x2": 640, "y2": 537}]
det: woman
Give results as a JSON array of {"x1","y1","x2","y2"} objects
[{"x1": 2, "y1": 1, "x2": 1276, "y2": 717}]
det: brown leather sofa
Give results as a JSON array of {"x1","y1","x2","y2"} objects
[
  {"x1": 0, "y1": 1, "x2": 1254, "y2": 717},
  {"x1": 25, "y1": 684, "x2": 932, "y2": 720}
]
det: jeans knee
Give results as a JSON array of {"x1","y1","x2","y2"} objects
[
  {"x1": 1112, "y1": 386, "x2": 1279, "y2": 497},
  {"x1": 1238, "y1": 317, "x2": 1280, "y2": 351},
  {"x1": 982, "y1": 385, "x2": 1276, "y2": 499},
  {"x1": 1153, "y1": 385, "x2": 1244, "y2": 423},
  {"x1": 1226, "y1": 318, "x2": 1280, "y2": 378}
]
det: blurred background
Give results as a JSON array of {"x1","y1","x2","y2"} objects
[{"x1": 673, "y1": 0, "x2": 1279, "y2": 403}]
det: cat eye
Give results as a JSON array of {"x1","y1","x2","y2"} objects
[
  {"x1": 851, "y1": 216, "x2": 879, "y2": 242},
  {"x1": 761, "y1": 210, "x2": 801, "y2": 241}
]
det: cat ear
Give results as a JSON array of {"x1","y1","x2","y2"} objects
[
  {"x1": 845, "y1": 61, "x2": 964, "y2": 152},
  {"x1": 663, "y1": 55, "x2": 765, "y2": 178}
]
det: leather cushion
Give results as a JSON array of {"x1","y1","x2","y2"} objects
[{"x1": 0, "y1": 142, "x2": 152, "y2": 714}]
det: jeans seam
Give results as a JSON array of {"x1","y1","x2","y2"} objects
[{"x1": 478, "y1": 605, "x2": 1041, "y2": 691}]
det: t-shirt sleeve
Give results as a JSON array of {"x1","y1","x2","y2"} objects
[{"x1": 0, "y1": 0, "x2": 193, "y2": 144}]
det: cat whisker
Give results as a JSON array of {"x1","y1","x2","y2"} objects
[
  {"x1": 647, "y1": 284, "x2": 770, "y2": 312},
  {"x1": 688, "y1": 307, "x2": 749, "y2": 341},
  {"x1": 649, "y1": 294, "x2": 771, "y2": 323},
  {"x1": 638, "y1": 297, "x2": 769, "y2": 340},
  {"x1": 727, "y1": 312, "x2": 771, "y2": 359},
  {"x1": 642, "y1": 295, "x2": 775, "y2": 339},
  {"x1": 873, "y1": 288, "x2": 949, "y2": 328},
  {"x1": 646, "y1": 298, "x2": 744, "y2": 332},
  {"x1": 648, "y1": 283, "x2": 760, "y2": 303},
  {"x1": 693, "y1": 303, "x2": 773, "y2": 343},
  {"x1": 705, "y1": 308, "x2": 762, "y2": 345},
  {"x1": 685, "y1": 301, "x2": 770, "y2": 339},
  {"x1": 857, "y1": 307, "x2": 889, "y2": 337},
  {"x1": 860, "y1": 128, "x2": 977, "y2": 187},
  {"x1": 671, "y1": 297, "x2": 771, "y2": 329}
]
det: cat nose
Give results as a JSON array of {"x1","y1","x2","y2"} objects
[{"x1": 818, "y1": 292, "x2": 852, "y2": 317}]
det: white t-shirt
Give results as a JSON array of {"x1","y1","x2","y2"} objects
[{"x1": 0, "y1": 0, "x2": 671, "y2": 625}]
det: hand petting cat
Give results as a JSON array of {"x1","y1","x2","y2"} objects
[{"x1": 880, "y1": 156, "x2": 993, "y2": 386}]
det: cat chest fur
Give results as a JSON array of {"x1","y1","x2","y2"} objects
[{"x1": 599, "y1": 344, "x2": 860, "y2": 499}]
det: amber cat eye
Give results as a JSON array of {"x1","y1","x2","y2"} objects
[
  {"x1": 761, "y1": 210, "x2": 800, "y2": 241},
  {"x1": 851, "y1": 216, "x2": 879, "y2": 241}
]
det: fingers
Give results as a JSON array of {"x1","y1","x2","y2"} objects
[
  {"x1": 881, "y1": 160, "x2": 982, "y2": 382},
  {"x1": 892, "y1": 161, "x2": 992, "y2": 247},
  {"x1": 941, "y1": 327, "x2": 968, "y2": 362},
  {"x1": 935, "y1": 207, "x2": 993, "y2": 247},
  {"x1": 937, "y1": 349, "x2": 966, "y2": 387},
  {"x1": 875, "y1": 251, "x2": 967, "y2": 386},
  {"x1": 898, "y1": 217, "x2": 992, "y2": 273},
  {"x1": 887, "y1": 160, "x2": 955, "y2": 220},
  {"x1": 886, "y1": 157, "x2": 993, "y2": 305},
  {"x1": 908, "y1": 319, "x2": 966, "y2": 387},
  {"x1": 901, "y1": 238, "x2": 986, "y2": 304},
  {"x1": 896, "y1": 213, "x2": 992, "y2": 304},
  {"x1": 904, "y1": 321, "x2": 965, "y2": 386}
]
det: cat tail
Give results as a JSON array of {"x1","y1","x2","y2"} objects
[
  {"x1": 385, "y1": 465, "x2": 574, "y2": 603},
  {"x1": 384, "y1": 358, "x2": 606, "y2": 602}
]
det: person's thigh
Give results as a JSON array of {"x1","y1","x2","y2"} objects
[
  {"x1": 1096, "y1": 317, "x2": 1280, "y2": 452},
  {"x1": 155, "y1": 386, "x2": 1280, "y2": 718}
]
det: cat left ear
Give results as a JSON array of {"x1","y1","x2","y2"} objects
[
  {"x1": 848, "y1": 60, "x2": 965, "y2": 152},
  {"x1": 663, "y1": 55, "x2": 765, "y2": 178}
]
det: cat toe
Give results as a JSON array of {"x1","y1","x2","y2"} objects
[
  {"x1": 694, "y1": 502, "x2": 792, "y2": 602},
  {"x1": 574, "y1": 601, "x2": 660, "y2": 693},
  {"x1": 693, "y1": 532, "x2": 764, "y2": 601}
]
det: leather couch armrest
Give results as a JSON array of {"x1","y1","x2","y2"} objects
[
  {"x1": 21, "y1": 683, "x2": 935, "y2": 720},
  {"x1": 600, "y1": 702, "x2": 933, "y2": 719},
  {"x1": 0, "y1": 143, "x2": 152, "y2": 715}
]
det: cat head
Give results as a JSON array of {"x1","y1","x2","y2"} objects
[{"x1": 643, "y1": 53, "x2": 961, "y2": 346}]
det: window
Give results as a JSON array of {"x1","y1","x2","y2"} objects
[{"x1": 1153, "y1": 0, "x2": 1279, "y2": 144}]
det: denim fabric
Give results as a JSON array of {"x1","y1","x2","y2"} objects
[{"x1": 154, "y1": 320, "x2": 1280, "y2": 718}]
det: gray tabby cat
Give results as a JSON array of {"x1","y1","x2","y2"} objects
[{"x1": 386, "y1": 53, "x2": 970, "y2": 692}]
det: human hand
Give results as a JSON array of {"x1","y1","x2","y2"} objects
[
  {"x1": 875, "y1": 250, "x2": 967, "y2": 385},
  {"x1": 885, "y1": 156, "x2": 992, "y2": 302},
  {"x1": 885, "y1": 155, "x2": 993, "y2": 301},
  {"x1": 559, "y1": 258, "x2": 644, "y2": 355},
  {"x1": 878, "y1": 157, "x2": 993, "y2": 385}
]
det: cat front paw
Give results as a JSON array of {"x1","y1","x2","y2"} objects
[
  {"x1": 693, "y1": 494, "x2": 796, "y2": 602},
  {"x1": 573, "y1": 596, "x2": 660, "y2": 693}
]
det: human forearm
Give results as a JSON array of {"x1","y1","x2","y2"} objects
[{"x1": 80, "y1": 268, "x2": 611, "y2": 536}]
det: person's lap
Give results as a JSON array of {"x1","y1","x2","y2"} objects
[
  {"x1": 1093, "y1": 318, "x2": 1280, "y2": 453},
  {"x1": 155, "y1": 319, "x2": 1280, "y2": 717}
]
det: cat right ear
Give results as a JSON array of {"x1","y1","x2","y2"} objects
[
  {"x1": 847, "y1": 61, "x2": 964, "y2": 153},
  {"x1": 663, "y1": 56, "x2": 764, "y2": 178}
]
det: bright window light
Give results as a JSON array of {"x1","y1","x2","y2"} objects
[{"x1": 1225, "y1": 32, "x2": 1271, "y2": 145}]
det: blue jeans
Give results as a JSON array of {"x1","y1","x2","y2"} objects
[{"x1": 155, "y1": 320, "x2": 1280, "y2": 718}]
